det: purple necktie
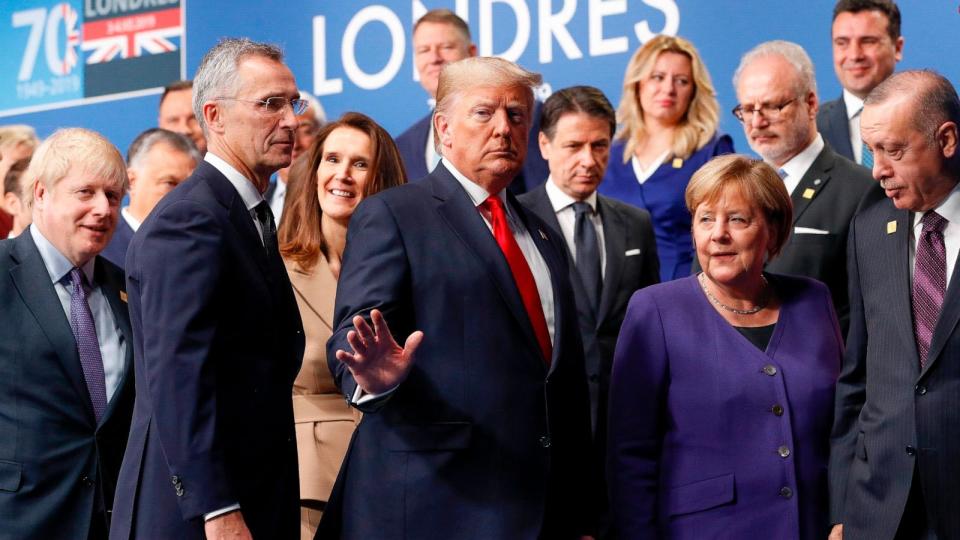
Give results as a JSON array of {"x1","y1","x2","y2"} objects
[
  {"x1": 68, "y1": 267, "x2": 107, "y2": 421},
  {"x1": 913, "y1": 211, "x2": 948, "y2": 367}
]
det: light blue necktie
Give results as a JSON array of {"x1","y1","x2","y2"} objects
[{"x1": 861, "y1": 141, "x2": 874, "y2": 168}]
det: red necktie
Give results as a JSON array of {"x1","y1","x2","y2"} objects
[{"x1": 481, "y1": 195, "x2": 552, "y2": 365}]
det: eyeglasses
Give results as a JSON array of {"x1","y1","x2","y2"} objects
[
  {"x1": 215, "y1": 96, "x2": 308, "y2": 115},
  {"x1": 732, "y1": 98, "x2": 796, "y2": 122}
]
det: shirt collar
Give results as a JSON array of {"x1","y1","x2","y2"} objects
[
  {"x1": 204, "y1": 152, "x2": 265, "y2": 211},
  {"x1": 544, "y1": 176, "x2": 597, "y2": 213},
  {"x1": 843, "y1": 89, "x2": 865, "y2": 120},
  {"x1": 779, "y1": 134, "x2": 825, "y2": 181},
  {"x1": 914, "y1": 183, "x2": 960, "y2": 230},
  {"x1": 121, "y1": 207, "x2": 142, "y2": 232},
  {"x1": 29, "y1": 224, "x2": 95, "y2": 285},
  {"x1": 442, "y1": 159, "x2": 507, "y2": 207}
]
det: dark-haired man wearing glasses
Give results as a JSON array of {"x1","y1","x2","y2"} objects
[
  {"x1": 733, "y1": 40, "x2": 875, "y2": 335},
  {"x1": 110, "y1": 38, "x2": 305, "y2": 540}
]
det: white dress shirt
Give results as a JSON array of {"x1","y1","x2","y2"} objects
[
  {"x1": 425, "y1": 119, "x2": 441, "y2": 174},
  {"x1": 778, "y1": 134, "x2": 825, "y2": 196},
  {"x1": 544, "y1": 177, "x2": 606, "y2": 278},
  {"x1": 844, "y1": 89, "x2": 866, "y2": 165},
  {"x1": 268, "y1": 177, "x2": 287, "y2": 222},
  {"x1": 910, "y1": 184, "x2": 960, "y2": 287},
  {"x1": 205, "y1": 153, "x2": 267, "y2": 245},
  {"x1": 29, "y1": 225, "x2": 126, "y2": 402},
  {"x1": 120, "y1": 207, "x2": 142, "y2": 232}
]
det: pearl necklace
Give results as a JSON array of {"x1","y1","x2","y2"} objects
[{"x1": 698, "y1": 273, "x2": 769, "y2": 315}]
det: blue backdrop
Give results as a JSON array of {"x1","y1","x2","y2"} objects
[{"x1": 2, "y1": 0, "x2": 958, "y2": 159}]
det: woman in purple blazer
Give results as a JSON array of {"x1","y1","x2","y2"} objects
[{"x1": 608, "y1": 155, "x2": 842, "y2": 539}]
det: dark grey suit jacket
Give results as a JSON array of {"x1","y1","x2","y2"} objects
[
  {"x1": 829, "y1": 192, "x2": 960, "y2": 539},
  {"x1": 518, "y1": 184, "x2": 659, "y2": 435},
  {"x1": 0, "y1": 229, "x2": 134, "y2": 539},
  {"x1": 817, "y1": 96, "x2": 856, "y2": 162},
  {"x1": 765, "y1": 144, "x2": 876, "y2": 335}
]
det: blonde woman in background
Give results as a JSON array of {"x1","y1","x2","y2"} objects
[{"x1": 600, "y1": 35, "x2": 733, "y2": 281}]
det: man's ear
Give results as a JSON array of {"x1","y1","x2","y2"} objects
[
  {"x1": 203, "y1": 101, "x2": 225, "y2": 135},
  {"x1": 539, "y1": 131, "x2": 552, "y2": 161},
  {"x1": 435, "y1": 112, "x2": 452, "y2": 151},
  {"x1": 937, "y1": 121, "x2": 958, "y2": 160}
]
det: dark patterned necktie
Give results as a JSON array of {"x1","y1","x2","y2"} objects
[
  {"x1": 68, "y1": 267, "x2": 107, "y2": 421},
  {"x1": 572, "y1": 201, "x2": 602, "y2": 314},
  {"x1": 254, "y1": 201, "x2": 278, "y2": 255},
  {"x1": 913, "y1": 211, "x2": 948, "y2": 367}
]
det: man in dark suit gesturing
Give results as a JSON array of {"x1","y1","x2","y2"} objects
[
  {"x1": 830, "y1": 71, "x2": 960, "y2": 539},
  {"x1": 110, "y1": 38, "x2": 304, "y2": 539},
  {"x1": 321, "y1": 57, "x2": 593, "y2": 539},
  {"x1": 733, "y1": 40, "x2": 875, "y2": 334},
  {"x1": 0, "y1": 128, "x2": 134, "y2": 539}
]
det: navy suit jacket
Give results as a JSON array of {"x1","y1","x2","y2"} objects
[
  {"x1": 109, "y1": 161, "x2": 304, "y2": 539},
  {"x1": 394, "y1": 102, "x2": 550, "y2": 195},
  {"x1": 318, "y1": 164, "x2": 593, "y2": 539},
  {"x1": 817, "y1": 96, "x2": 856, "y2": 162},
  {"x1": 0, "y1": 230, "x2": 134, "y2": 540},
  {"x1": 830, "y1": 194, "x2": 960, "y2": 539},
  {"x1": 100, "y1": 217, "x2": 134, "y2": 270},
  {"x1": 609, "y1": 274, "x2": 841, "y2": 539}
]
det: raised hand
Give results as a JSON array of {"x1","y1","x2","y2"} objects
[{"x1": 335, "y1": 309, "x2": 423, "y2": 395}]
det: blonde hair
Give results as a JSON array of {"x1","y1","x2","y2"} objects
[
  {"x1": 685, "y1": 154, "x2": 792, "y2": 259},
  {"x1": 433, "y1": 57, "x2": 542, "y2": 151},
  {"x1": 617, "y1": 35, "x2": 720, "y2": 163},
  {"x1": 0, "y1": 124, "x2": 39, "y2": 152},
  {"x1": 24, "y1": 128, "x2": 127, "y2": 206}
]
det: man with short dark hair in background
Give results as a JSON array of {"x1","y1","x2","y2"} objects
[
  {"x1": 519, "y1": 85, "x2": 659, "y2": 537},
  {"x1": 101, "y1": 129, "x2": 199, "y2": 269},
  {"x1": 734, "y1": 40, "x2": 875, "y2": 334},
  {"x1": 158, "y1": 80, "x2": 207, "y2": 154},
  {"x1": 110, "y1": 38, "x2": 304, "y2": 539},
  {"x1": 818, "y1": 0, "x2": 903, "y2": 165},
  {"x1": 0, "y1": 127, "x2": 134, "y2": 539},
  {"x1": 830, "y1": 69, "x2": 960, "y2": 540},
  {"x1": 394, "y1": 9, "x2": 547, "y2": 193}
]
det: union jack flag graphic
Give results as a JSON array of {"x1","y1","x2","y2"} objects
[{"x1": 81, "y1": 7, "x2": 181, "y2": 65}]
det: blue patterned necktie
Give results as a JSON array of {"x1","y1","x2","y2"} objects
[
  {"x1": 861, "y1": 141, "x2": 874, "y2": 169},
  {"x1": 68, "y1": 267, "x2": 107, "y2": 421},
  {"x1": 573, "y1": 201, "x2": 602, "y2": 314},
  {"x1": 913, "y1": 211, "x2": 948, "y2": 367}
]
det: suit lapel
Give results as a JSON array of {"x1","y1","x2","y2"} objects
[
  {"x1": 597, "y1": 197, "x2": 625, "y2": 326},
  {"x1": 431, "y1": 167, "x2": 546, "y2": 367},
  {"x1": 885, "y1": 208, "x2": 921, "y2": 370},
  {"x1": 9, "y1": 233, "x2": 95, "y2": 421},
  {"x1": 286, "y1": 255, "x2": 336, "y2": 332},
  {"x1": 95, "y1": 257, "x2": 133, "y2": 427},
  {"x1": 791, "y1": 148, "x2": 834, "y2": 224}
]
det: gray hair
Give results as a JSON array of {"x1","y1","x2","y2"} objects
[
  {"x1": 127, "y1": 128, "x2": 202, "y2": 169},
  {"x1": 24, "y1": 128, "x2": 127, "y2": 205},
  {"x1": 192, "y1": 38, "x2": 285, "y2": 134},
  {"x1": 734, "y1": 40, "x2": 818, "y2": 98},
  {"x1": 866, "y1": 69, "x2": 960, "y2": 144}
]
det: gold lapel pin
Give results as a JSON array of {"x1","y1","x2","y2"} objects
[
  {"x1": 802, "y1": 188, "x2": 815, "y2": 199},
  {"x1": 672, "y1": 158, "x2": 683, "y2": 169},
  {"x1": 120, "y1": 290, "x2": 128, "y2": 303},
  {"x1": 887, "y1": 221, "x2": 897, "y2": 234}
]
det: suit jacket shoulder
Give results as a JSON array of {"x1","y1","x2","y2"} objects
[
  {"x1": 818, "y1": 96, "x2": 855, "y2": 161},
  {"x1": 395, "y1": 112, "x2": 433, "y2": 182}
]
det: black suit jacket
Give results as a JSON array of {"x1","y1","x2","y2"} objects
[
  {"x1": 319, "y1": 163, "x2": 593, "y2": 539},
  {"x1": 110, "y1": 161, "x2": 304, "y2": 539},
  {"x1": 817, "y1": 96, "x2": 856, "y2": 162},
  {"x1": 518, "y1": 184, "x2": 659, "y2": 434},
  {"x1": 0, "y1": 229, "x2": 134, "y2": 540},
  {"x1": 829, "y1": 193, "x2": 960, "y2": 539},
  {"x1": 765, "y1": 144, "x2": 876, "y2": 335},
  {"x1": 395, "y1": 103, "x2": 550, "y2": 195}
]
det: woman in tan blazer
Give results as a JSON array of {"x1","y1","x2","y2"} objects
[{"x1": 278, "y1": 112, "x2": 407, "y2": 539}]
